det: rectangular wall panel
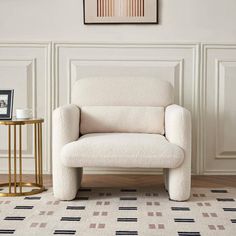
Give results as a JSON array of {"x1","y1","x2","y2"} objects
[
  {"x1": 0, "y1": 43, "x2": 51, "y2": 174},
  {"x1": 54, "y1": 43, "x2": 199, "y2": 174},
  {"x1": 216, "y1": 61, "x2": 236, "y2": 159},
  {"x1": 201, "y1": 44, "x2": 236, "y2": 174},
  {"x1": 0, "y1": 60, "x2": 34, "y2": 156}
]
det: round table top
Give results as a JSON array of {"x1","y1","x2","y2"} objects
[{"x1": 0, "y1": 118, "x2": 44, "y2": 125}]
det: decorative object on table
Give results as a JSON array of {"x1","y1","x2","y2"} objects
[
  {"x1": 83, "y1": 0, "x2": 158, "y2": 24},
  {"x1": 0, "y1": 118, "x2": 45, "y2": 197},
  {"x1": 0, "y1": 90, "x2": 14, "y2": 120},
  {"x1": 16, "y1": 108, "x2": 32, "y2": 119}
]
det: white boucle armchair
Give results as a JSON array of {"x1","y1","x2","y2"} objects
[{"x1": 52, "y1": 77, "x2": 191, "y2": 201}]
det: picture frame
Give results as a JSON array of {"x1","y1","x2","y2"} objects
[
  {"x1": 83, "y1": 0, "x2": 158, "y2": 24},
  {"x1": 0, "y1": 90, "x2": 14, "y2": 120}
]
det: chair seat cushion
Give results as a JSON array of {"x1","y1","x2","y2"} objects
[{"x1": 61, "y1": 133, "x2": 184, "y2": 168}]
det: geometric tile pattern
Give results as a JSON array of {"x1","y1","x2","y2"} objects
[{"x1": 0, "y1": 187, "x2": 236, "y2": 235}]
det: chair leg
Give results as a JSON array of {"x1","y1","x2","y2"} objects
[
  {"x1": 53, "y1": 164, "x2": 83, "y2": 201},
  {"x1": 167, "y1": 164, "x2": 191, "y2": 201}
]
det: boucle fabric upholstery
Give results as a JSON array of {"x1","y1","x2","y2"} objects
[
  {"x1": 72, "y1": 77, "x2": 173, "y2": 107},
  {"x1": 165, "y1": 104, "x2": 192, "y2": 201},
  {"x1": 80, "y1": 106, "x2": 165, "y2": 135},
  {"x1": 61, "y1": 133, "x2": 184, "y2": 168},
  {"x1": 52, "y1": 104, "x2": 83, "y2": 200},
  {"x1": 52, "y1": 77, "x2": 192, "y2": 201}
]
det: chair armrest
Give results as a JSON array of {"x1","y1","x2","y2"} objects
[
  {"x1": 52, "y1": 104, "x2": 80, "y2": 149},
  {"x1": 165, "y1": 104, "x2": 192, "y2": 201},
  {"x1": 52, "y1": 104, "x2": 81, "y2": 200},
  {"x1": 165, "y1": 104, "x2": 191, "y2": 154}
]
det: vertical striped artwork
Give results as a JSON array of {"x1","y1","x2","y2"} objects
[
  {"x1": 84, "y1": 0, "x2": 158, "y2": 24},
  {"x1": 97, "y1": 0, "x2": 145, "y2": 17}
]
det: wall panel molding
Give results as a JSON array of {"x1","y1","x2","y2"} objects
[
  {"x1": 0, "y1": 42, "x2": 52, "y2": 174},
  {"x1": 0, "y1": 59, "x2": 35, "y2": 157},
  {"x1": 54, "y1": 42, "x2": 199, "y2": 175},
  {"x1": 215, "y1": 60, "x2": 236, "y2": 159},
  {"x1": 200, "y1": 44, "x2": 236, "y2": 174},
  {"x1": 2, "y1": 41, "x2": 236, "y2": 175},
  {"x1": 68, "y1": 59, "x2": 184, "y2": 105}
]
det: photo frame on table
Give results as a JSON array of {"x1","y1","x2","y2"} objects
[
  {"x1": 0, "y1": 90, "x2": 14, "y2": 120},
  {"x1": 83, "y1": 0, "x2": 158, "y2": 24}
]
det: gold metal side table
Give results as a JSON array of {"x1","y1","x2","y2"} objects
[{"x1": 0, "y1": 118, "x2": 45, "y2": 197}]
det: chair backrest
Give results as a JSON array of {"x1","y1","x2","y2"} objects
[
  {"x1": 72, "y1": 77, "x2": 174, "y2": 135},
  {"x1": 72, "y1": 77, "x2": 173, "y2": 107}
]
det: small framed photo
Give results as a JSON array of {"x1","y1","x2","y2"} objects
[
  {"x1": 0, "y1": 90, "x2": 14, "y2": 120},
  {"x1": 83, "y1": 0, "x2": 158, "y2": 24}
]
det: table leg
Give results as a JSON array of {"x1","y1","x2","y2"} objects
[
  {"x1": 19, "y1": 125, "x2": 22, "y2": 193},
  {"x1": 39, "y1": 123, "x2": 43, "y2": 186},
  {"x1": 8, "y1": 125, "x2": 11, "y2": 193},
  {"x1": 34, "y1": 124, "x2": 38, "y2": 184},
  {"x1": 38, "y1": 123, "x2": 43, "y2": 186},
  {"x1": 13, "y1": 125, "x2": 17, "y2": 193},
  {"x1": 37, "y1": 124, "x2": 41, "y2": 184}
]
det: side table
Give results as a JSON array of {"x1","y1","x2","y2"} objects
[{"x1": 0, "y1": 118, "x2": 45, "y2": 196}]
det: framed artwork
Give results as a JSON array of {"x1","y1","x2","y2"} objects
[
  {"x1": 0, "y1": 90, "x2": 14, "y2": 120},
  {"x1": 83, "y1": 0, "x2": 158, "y2": 24}
]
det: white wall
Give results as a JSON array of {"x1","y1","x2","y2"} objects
[
  {"x1": 0, "y1": 0, "x2": 236, "y2": 175},
  {"x1": 1, "y1": 0, "x2": 236, "y2": 42}
]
